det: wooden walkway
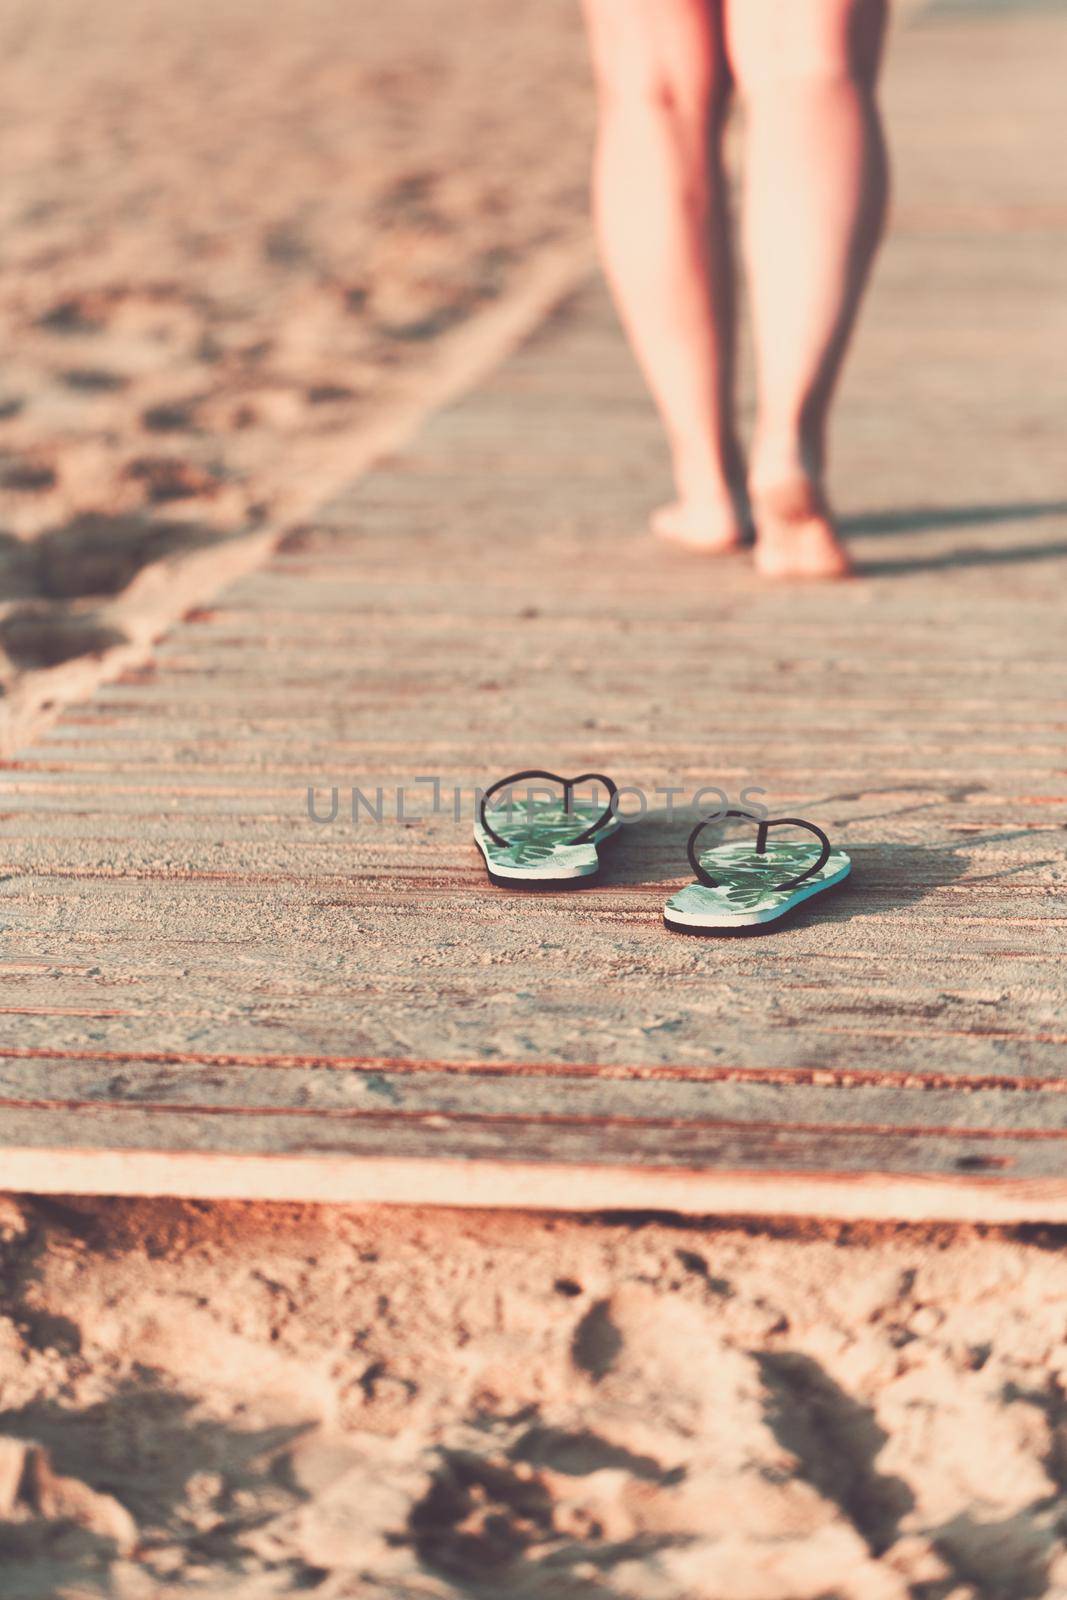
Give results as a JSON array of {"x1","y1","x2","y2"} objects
[{"x1": 2, "y1": 5, "x2": 1066, "y2": 1217}]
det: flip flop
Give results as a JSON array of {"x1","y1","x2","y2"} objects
[
  {"x1": 664, "y1": 808, "x2": 850, "y2": 931},
  {"x1": 474, "y1": 769, "x2": 621, "y2": 886}
]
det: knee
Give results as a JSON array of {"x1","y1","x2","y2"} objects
[
  {"x1": 592, "y1": 57, "x2": 726, "y2": 133},
  {"x1": 728, "y1": 0, "x2": 887, "y2": 99},
  {"x1": 583, "y1": 2, "x2": 729, "y2": 129}
]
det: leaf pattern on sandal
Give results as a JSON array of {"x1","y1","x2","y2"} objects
[
  {"x1": 479, "y1": 800, "x2": 612, "y2": 869},
  {"x1": 668, "y1": 840, "x2": 850, "y2": 921},
  {"x1": 700, "y1": 842, "x2": 824, "y2": 909}
]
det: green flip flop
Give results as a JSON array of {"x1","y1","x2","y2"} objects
[
  {"x1": 474, "y1": 769, "x2": 621, "y2": 886},
  {"x1": 664, "y1": 808, "x2": 850, "y2": 931}
]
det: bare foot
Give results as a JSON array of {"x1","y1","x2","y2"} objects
[
  {"x1": 751, "y1": 478, "x2": 853, "y2": 581},
  {"x1": 652, "y1": 491, "x2": 746, "y2": 554}
]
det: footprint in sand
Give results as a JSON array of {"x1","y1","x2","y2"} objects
[{"x1": 0, "y1": 608, "x2": 128, "y2": 671}]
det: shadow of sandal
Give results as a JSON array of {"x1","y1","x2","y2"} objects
[
  {"x1": 782, "y1": 835, "x2": 1053, "y2": 929},
  {"x1": 597, "y1": 807, "x2": 1042, "y2": 932}
]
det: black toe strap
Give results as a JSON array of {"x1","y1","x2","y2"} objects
[
  {"x1": 686, "y1": 809, "x2": 832, "y2": 892},
  {"x1": 479, "y1": 770, "x2": 618, "y2": 850}
]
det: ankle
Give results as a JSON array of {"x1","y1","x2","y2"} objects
[
  {"x1": 752, "y1": 476, "x2": 828, "y2": 524},
  {"x1": 749, "y1": 428, "x2": 823, "y2": 497},
  {"x1": 671, "y1": 441, "x2": 744, "y2": 506}
]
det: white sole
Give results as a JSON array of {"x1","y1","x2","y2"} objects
[
  {"x1": 474, "y1": 816, "x2": 622, "y2": 884},
  {"x1": 481, "y1": 856, "x2": 601, "y2": 883},
  {"x1": 663, "y1": 860, "x2": 852, "y2": 929}
]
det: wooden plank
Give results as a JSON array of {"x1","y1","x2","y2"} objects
[
  {"x1": 1, "y1": 4, "x2": 1066, "y2": 1211},
  {"x1": 4, "y1": 1057, "x2": 1067, "y2": 1129},
  {"x1": 3, "y1": 1106, "x2": 1067, "y2": 1222}
]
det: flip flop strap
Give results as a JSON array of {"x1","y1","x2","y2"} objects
[
  {"x1": 479, "y1": 769, "x2": 618, "y2": 850},
  {"x1": 686, "y1": 809, "x2": 832, "y2": 893}
]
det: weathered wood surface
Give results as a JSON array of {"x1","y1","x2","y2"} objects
[{"x1": 1, "y1": 6, "x2": 1066, "y2": 1214}]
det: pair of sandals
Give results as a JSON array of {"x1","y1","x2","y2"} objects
[{"x1": 473, "y1": 770, "x2": 851, "y2": 932}]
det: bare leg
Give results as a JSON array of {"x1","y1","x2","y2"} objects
[
  {"x1": 726, "y1": 0, "x2": 889, "y2": 578},
  {"x1": 582, "y1": 0, "x2": 745, "y2": 551}
]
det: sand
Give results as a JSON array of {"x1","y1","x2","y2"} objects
[
  {"x1": 1, "y1": 1197, "x2": 1066, "y2": 1598},
  {"x1": 3, "y1": 1, "x2": 1066, "y2": 1594},
  {"x1": 0, "y1": 0, "x2": 592, "y2": 692}
]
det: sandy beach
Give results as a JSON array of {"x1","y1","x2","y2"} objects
[
  {"x1": 0, "y1": 0, "x2": 592, "y2": 700},
  {"x1": 2, "y1": 0, "x2": 1067, "y2": 1595},
  {"x1": 3, "y1": 1197, "x2": 1067, "y2": 1599}
]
